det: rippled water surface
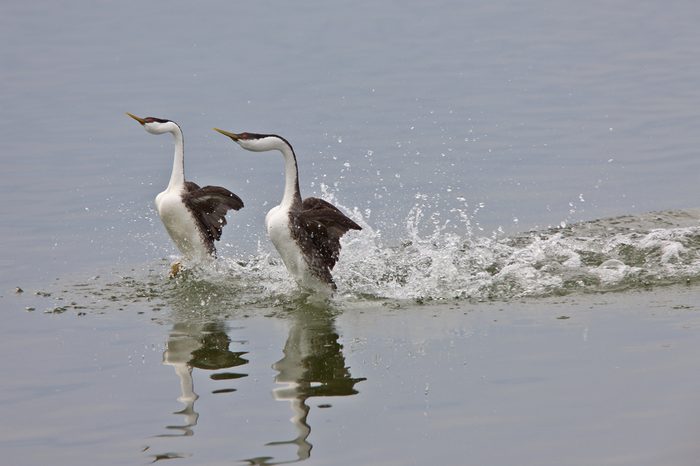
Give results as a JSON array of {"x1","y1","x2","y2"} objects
[{"x1": 2, "y1": 1, "x2": 700, "y2": 465}]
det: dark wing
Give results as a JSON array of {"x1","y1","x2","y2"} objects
[
  {"x1": 183, "y1": 182, "x2": 244, "y2": 243},
  {"x1": 301, "y1": 197, "x2": 362, "y2": 235},
  {"x1": 290, "y1": 197, "x2": 362, "y2": 285},
  {"x1": 184, "y1": 180, "x2": 202, "y2": 191}
]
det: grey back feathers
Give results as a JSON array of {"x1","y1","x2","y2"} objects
[
  {"x1": 183, "y1": 181, "x2": 244, "y2": 254},
  {"x1": 290, "y1": 197, "x2": 362, "y2": 287}
]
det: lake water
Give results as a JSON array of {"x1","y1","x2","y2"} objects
[{"x1": 2, "y1": 1, "x2": 700, "y2": 465}]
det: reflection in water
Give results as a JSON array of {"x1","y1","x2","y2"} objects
[
  {"x1": 161, "y1": 324, "x2": 200, "y2": 437},
  {"x1": 160, "y1": 320, "x2": 248, "y2": 438},
  {"x1": 148, "y1": 317, "x2": 248, "y2": 463},
  {"x1": 146, "y1": 289, "x2": 363, "y2": 464},
  {"x1": 244, "y1": 306, "x2": 366, "y2": 465}
]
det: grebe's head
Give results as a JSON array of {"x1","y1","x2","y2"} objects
[
  {"x1": 213, "y1": 128, "x2": 292, "y2": 153},
  {"x1": 126, "y1": 113, "x2": 180, "y2": 135}
]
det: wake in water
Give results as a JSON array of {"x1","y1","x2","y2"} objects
[
  {"x1": 337, "y1": 206, "x2": 700, "y2": 301},
  {"x1": 34, "y1": 194, "x2": 700, "y2": 312}
]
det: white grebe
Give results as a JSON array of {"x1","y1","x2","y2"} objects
[
  {"x1": 127, "y1": 114, "x2": 243, "y2": 273},
  {"x1": 213, "y1": 129, "x2": 360, "y2": 292}
]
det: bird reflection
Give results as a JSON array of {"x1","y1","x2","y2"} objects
[
  {"x1": 159, "y1": 320, "x2": 248, "y2": 438},
  {"x1": 147, "y1": 287, "x2": 363, "y2": 465},
  {"x1": 244, "y1": 305, "x2": 366, "y2": 465}
]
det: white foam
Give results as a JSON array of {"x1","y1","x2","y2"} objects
[{"x1": 86, "y1": 205, "x2": 700, "y2": 308}]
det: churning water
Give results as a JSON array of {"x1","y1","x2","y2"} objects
[{"x1": 36, "y1": 201, "x2": 700, "y2": 315}]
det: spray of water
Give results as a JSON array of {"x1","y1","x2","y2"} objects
[
  {"x1": 330, "y1": 190, "x2": 700, "y2": 301},
  {"x1": 38, "y1": 190, "x2": 700, "y2": 313}
]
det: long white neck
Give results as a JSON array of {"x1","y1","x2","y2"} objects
[
  {"x1": 279, "y1": 143, "x2": 302, "y2": 209},
  {"x1": 167, "y1": 127, "x2": 185, "y2": 190}
]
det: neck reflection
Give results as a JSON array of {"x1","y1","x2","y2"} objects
[
  {"x1": 246, "y1": 307, "x2": 365, "y2": 465},
  {"x1": 160, "y1": 320, "x2": 248, "y2": 438}
]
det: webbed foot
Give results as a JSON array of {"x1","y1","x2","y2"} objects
[{"x1": 169, "y1": 261, "x2": 182, "y2": 278}]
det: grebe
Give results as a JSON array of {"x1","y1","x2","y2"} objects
[
  {"x1": 213, "y1": 129, "x2": 360, "y2": 292},
  {"x1": 127, "y1": 113, "x2": 243, "y2": 274}
]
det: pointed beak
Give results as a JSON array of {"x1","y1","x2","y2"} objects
[
  {"x1": 213, "y1": 128, "x2": 240, "y2": 141},
  {"x1": 126, "y1": 112, "x2": 147, "y2": 125}
]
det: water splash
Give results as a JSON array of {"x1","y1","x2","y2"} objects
[
  {"x1": 36, "y1": 203, "x2": 700, "y2": 313},
  {"x1": 337, "y1": 206, "x2": 700, "y2": 301}
]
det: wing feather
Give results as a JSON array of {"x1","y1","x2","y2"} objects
[
  {"x1": 183, "y1": 183, "x2": 244, "y2": 243},
  {"x1": 290, "y1": 197, "x2": 362, "y2": 284}
]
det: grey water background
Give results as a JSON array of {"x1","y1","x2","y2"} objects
[
  {"x1": 3, "y1": 0, "x2": 700, "y2": 284},
  {"x1": 2, "y1": 1, "x2": 700, "y2": 465}
]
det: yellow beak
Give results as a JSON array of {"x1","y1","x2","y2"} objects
[
  {"x1": 213, "y1": 128, "x2": 240, "y2": 141},
  {"x1": 126, "y1": 112, "x2": 147, "y2": 125}
]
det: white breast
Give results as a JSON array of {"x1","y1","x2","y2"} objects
[
  {"x1": 155, "y1": 188, "x2": 211, "y2": 262},
  {"x1": 266, "y1": 205, "x2": 330, "y2": 293}
]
